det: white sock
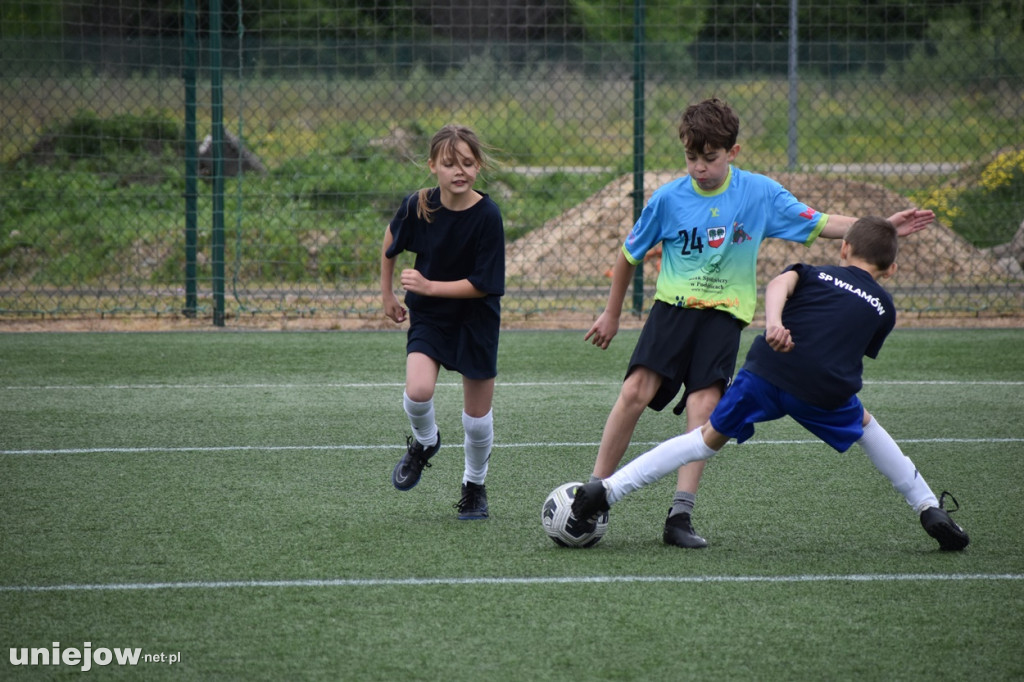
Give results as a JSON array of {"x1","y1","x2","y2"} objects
[
  {"x1": 605, "y1": 429, "x2": 717, "y2": 505},
  {"x1": 857, "y1": 416, "x2": 938, "y2": 512},
  {"x1": 403, "y1": 392, "x2": 438, "y2": 447},
  {"x1": 462, "y1": 409, "x2": 493, "y2": 485}
]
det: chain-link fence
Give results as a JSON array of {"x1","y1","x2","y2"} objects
[{"x1": 2, "y1": 1, "x2": 1022, "y2": 327}]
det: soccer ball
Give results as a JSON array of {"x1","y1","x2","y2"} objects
[{"x1": 541, "y1": 482, "x2": 609, "y2": 548}]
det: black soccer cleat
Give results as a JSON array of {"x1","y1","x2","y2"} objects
[
  {"x1": 455, "y1": 481, "x2": 489, "y2": 520},
  {"x1": 571, "y1": 480, "x2": 610, "y2": 522},
  {"x1": 391, "y1": 432, "x2": 441, "y2": 491},
  {"x1": 920, "y1": 491, "x2": 970, "y2": 551},
  {"x1": 663, "y1": 510, "x2": 708, "y2": 549}
]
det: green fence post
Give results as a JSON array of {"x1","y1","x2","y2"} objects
[
  {"x1": 631, "y1": 0, "x2": 646, "y2": 315},
  {"x1": 787, "y1": 0, "x2": 799, "y2": 171},
  {"x1": 210, "y1": 0, "x2": 225, "y2": 327},
  {"x1": 183, "y1": 0, "x2": 198, "y2": 318}
]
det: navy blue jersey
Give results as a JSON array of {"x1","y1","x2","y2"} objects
[
  {"x1": 386, "y1": 188, "x2": 505, "y2": 323},
  {"x1": 386, "y1": 188, "x2": 505, "y2": 379},
  {"x1": 742, "y1": 263, "x2": 895, "y2": 409}
]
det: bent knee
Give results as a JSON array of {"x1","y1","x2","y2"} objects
[
  {"x1": 619, "y1": 370, "x2": 661, "y2": 409},
  {"x1": 405, "y1": 385, "x2": 435, "y2": 403},
  {"x1": 686, "y1": 384, "x2": 725, "y2": 421}
]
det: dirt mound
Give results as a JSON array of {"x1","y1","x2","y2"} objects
[{"x1": 507, "y1": 171, "x2": 1009, "y2": 287}]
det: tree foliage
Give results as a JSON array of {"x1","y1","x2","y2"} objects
[
  {"x1": 570, "y1": 0, "x2": 703, "y2": 42},
  {"x1": 0, "y1": 0, "x2": 1018, "y2": 49}
]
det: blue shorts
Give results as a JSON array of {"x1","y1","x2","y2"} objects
[
  {"x1": 710, "y1": 369, "x2": 865, "y2": 452},
  {"x1": 627, "y1": 302, "x2": 742, "y2": 412}
]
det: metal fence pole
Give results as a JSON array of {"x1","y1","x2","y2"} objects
[
  {"x1": 631, "y1": 0, "x2": 646, "y2": 315},
  {"x1": 183, "y1": 0, "x2": 198, "y2": 318},
  {"x1": 210, "y1": 0, "x2": 225, "y2": 327},
  {"x1": 787, "y1": 0, "x2": 799, "y2": 171}
]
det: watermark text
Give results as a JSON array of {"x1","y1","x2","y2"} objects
[{"x1": 9, "y1": 642, "x2": 181, "y2": 672}]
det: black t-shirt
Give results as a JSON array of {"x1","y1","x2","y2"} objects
[
  {"x1": 743, "y1": 263, "x2": 895, "y2": 409},
  {"x1": 386, "y1": 188, "x2": 505, "y2": 323}
]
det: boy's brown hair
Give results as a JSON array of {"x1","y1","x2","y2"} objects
[
  {"x1": 678, "y1": 97, "x2": 740, "y2": 154},
  {"x1": 845, "y1": 216, "x2": 899, "y2": 269}
]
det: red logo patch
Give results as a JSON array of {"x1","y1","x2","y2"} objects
[{"x1": 707, "y1": 226, "x2": 726, "y2": 248}]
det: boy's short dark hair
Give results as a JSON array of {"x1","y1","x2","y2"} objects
[
  {"x1": 845, "y1": 216, "x2": 899, "y2": 269},
  {"x1": 678, "y1": 98, "x2": 740, "y2": 153}
]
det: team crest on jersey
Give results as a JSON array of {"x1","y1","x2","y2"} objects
[{"x1": 707, "y1": 226, "x2": 727, "y2": 248}]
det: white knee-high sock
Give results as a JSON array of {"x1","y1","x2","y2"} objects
[
  {"x1": 857, "y1": 416, "x2": 938, "y2": 512},
  {"x1": 403, "y1": 392, "x2": 438, "y2": 446},
  {"x1": 462, "y1": 410, "x2": 493, "y2": 485},
  {"x1": 605, "y1": 429, "x2": 717, "y2": 505}
]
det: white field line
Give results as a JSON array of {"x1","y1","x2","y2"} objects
[
  {"x1": 2, "y1": 380, "x2": 1019, "y2": 455},
  {"x1": 2, "y1": 573, "x2": 1022, "y2": 594},
  {"x1": 2, "y1": 380, "x2": 1023, "y2": 390},
  {"x1": 2, "y1": 437, "x2": 1022, "y2": 456}
]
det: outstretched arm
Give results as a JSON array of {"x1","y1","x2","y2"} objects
[{"x1": 820, "y1": 208, "x2": 934, "y2": 240}]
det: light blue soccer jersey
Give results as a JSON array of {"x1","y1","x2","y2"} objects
[{"x1": 622, "y1": 166, "x2": 829, "y2": 325}]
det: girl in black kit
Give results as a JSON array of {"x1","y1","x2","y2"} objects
[
  {"x1": 381, "y1": 125, "x2": 505, "y2": 520},
  {"x1": 573, "y1": 216, "x2": 969, "y2": 550}
]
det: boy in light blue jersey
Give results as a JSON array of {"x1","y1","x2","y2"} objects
[
  {"x1": 624, "y1": 168, "x2": 827, "y2": 325},
  {"x1": 583, "y1": 98, "x2": 934, "y2": 548}
]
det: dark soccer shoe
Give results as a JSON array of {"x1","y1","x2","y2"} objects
[
  {"x1": 455, "y1": 481, "x2": 489, "y2": 520},
  {"x1": 571, "y1": 480, "x2": 610, "y2": 522},
  {"x1": 391, "y1": 432, "x2": 441, "y2": 491},
  {"x1": 920, "y1": 491, "x2": 970, "y2": 551},
  {"x1": 663, "y1": 510, "x2": 708, "y2": 549}
]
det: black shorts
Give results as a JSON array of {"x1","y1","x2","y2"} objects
[
  {"x1": 626, "y1": 301, "x2": 743, "y2": 413},
  {"x1": 407, "y1": 309, "x2": 499, "y2": 380}
]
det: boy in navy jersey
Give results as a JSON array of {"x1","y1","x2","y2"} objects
[{"x1": 573, "y1": 216, "x2": 969, "y2": 551}]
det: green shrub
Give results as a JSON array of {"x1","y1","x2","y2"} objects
[
  {"x1": 912, "y1": 149, "x2": 1024, "y2": 248},
  {"x1": 22, "y1": 110, "x2": 181, "y2": 169}
]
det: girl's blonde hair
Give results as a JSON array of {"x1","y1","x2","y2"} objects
[{"x1": 416, "y1": 124, "x2": 488, "y2": 222}]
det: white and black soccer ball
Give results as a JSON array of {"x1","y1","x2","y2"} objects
[{"x1": 541, "y1": 481, "x2": 609, "y2": 548}]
